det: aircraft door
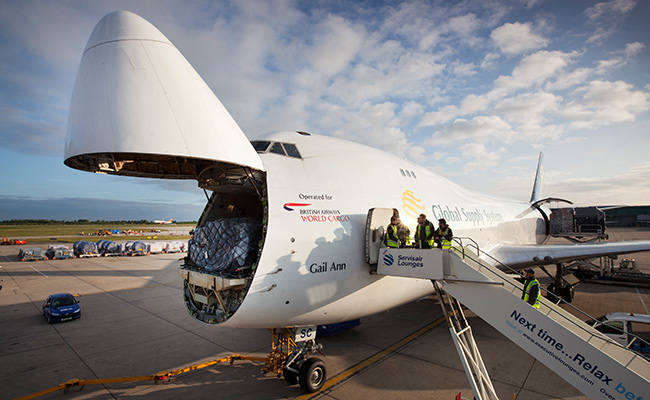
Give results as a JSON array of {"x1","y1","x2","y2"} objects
[{"x1": 365, "y1": 208, "x2": 398, "y2": 265}]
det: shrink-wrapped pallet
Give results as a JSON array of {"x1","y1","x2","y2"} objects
[
  {"x1": 550, "y1": 208, "x2": 574, "y2": 234},
  {"x1": 188, "y1": 218, "x2": 261, "y2": 275},
  {"x1": 74, "y1": 240, "x2": 98, "y2": 256}
]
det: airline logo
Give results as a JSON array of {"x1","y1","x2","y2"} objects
[
  {"x1": 283, "y1": 203, "x2": 311, "y2": 211},
  {"x1": 383, "y1": 252, "x2": 395, "y2": 266},
  {"x1": 285, "y1": 193, "x2": 351, "y2": 223}
]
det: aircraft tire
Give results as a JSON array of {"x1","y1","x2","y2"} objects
[
  {"x1": 299, "y1": 357, "x2": 326, "y2": 393},
  {"x1": 545, "y1": 283, "x2": 557, "y2": 300},
  {"x1": 282, "y1": 367, "x2": 298, "y2": 385},
  {"x1": 562, "y1": 285, "x2": 574, "y2": 303}
]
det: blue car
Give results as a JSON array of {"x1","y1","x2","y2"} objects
[{"x1": 42, "y1": 293, "x2": 81, "y2": 323}]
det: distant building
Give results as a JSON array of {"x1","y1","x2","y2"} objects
[{"x1": 603, "y1": 206, "x2": 650, "y2": 228}]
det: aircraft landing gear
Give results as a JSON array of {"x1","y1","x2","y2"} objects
[
  {"x1": 268, "y1": 327, "x2": 326, "y2": 393},
  {"x1": 542, "y1": 263, "x2": 578, "y2": 303}
]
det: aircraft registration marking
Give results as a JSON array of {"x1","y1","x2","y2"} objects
[
  {"x1": 309, "y1": 261, "x2": 347, "y2": 273},
  {"x1": 295, "y1": 325, "x2": 317, "y2": 342}
]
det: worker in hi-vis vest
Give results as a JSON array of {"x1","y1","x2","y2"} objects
[
  {"x1": 521, "y1": 268, "x2": 541, "y2": 308},
  {"x1": 385, "y1": 216, "x2": 400, "y2": 248},
  {"x1": 434, "y1": 218, "x2": 453, "y2": 250},
  {"x1": 415, "y1": 214, "x2": 435, "y2": 249}
]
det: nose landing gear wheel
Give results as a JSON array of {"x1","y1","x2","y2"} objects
[
  {"x1": 299, "y1": 357, "x2": 326, "y2": 393},
  {"x1": 282, "y1": 367, "x2": 298, "y2": 385}
]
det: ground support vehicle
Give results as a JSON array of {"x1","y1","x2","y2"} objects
[
  {"x1": 587, "y1": 313, "x2": 650, "y2": 355},
  {"x1": 42, "y1": 293, "x2": 81, "y2": 323}
]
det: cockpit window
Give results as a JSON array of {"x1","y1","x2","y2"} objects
[
  {"x1": 269, "y1": 142, "x2": 285, "y2": 155},
  {"x1": 251, "y1": 141, "x2": 271, "y2": 152},
  {"x1": 251, "y1": 140, "x2": 302, "y2": 159},
  {"x1": 283, "y1": 143, "x2": 301, "y2": 158}
]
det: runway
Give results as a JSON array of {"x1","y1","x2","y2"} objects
[{"x1": 1, "y1": 228, "x2": 649, "y2": 400}]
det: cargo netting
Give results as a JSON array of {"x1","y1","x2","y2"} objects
[{"x1": 188, "y1": 218, "x2": 262, "y2": 276}]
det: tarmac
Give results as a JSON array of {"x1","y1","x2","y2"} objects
[{"x1": 1, "y1": 228, "x2": 649, "y2": 400}]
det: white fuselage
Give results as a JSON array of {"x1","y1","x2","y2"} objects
[
  {"x1": 63, "y1": 12, "x2": 550, "y2": 330},
  {"x1": 226, "y1": 131, "x2": 546, "y2": 328}
]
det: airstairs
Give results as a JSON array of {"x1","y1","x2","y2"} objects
[{"x1": 376, "y1": 244, "x2": 650, "y2": 400}]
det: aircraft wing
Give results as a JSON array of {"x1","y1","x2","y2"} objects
[{"x1": 489, "y1": 241, "x2": 650, "y2": 270}]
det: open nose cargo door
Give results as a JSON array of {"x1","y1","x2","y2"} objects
[
  {"x1": 65, "y1": 11, "x2": 267, "y2": 325},
  {"x1": 65, "y1": 10, "x2": 264, "y2": 178}
]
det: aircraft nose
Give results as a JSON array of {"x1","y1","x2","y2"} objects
[
  {"x1": 85, "y1": 10, "x2": 171, "y2": 51},
  {"x1": 65, "y1": 11, "x2": 264, "y2": 179}
]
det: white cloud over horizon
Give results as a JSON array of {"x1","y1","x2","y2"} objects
[{"x1": 0, "y1": 0, "x2": 649, "y2": 222}]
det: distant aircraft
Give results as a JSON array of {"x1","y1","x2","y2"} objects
[
  {"x1": 64, "y1": 11, "x2": 650, "y2": 392},
  {"x1": 153, "y1": 218, "x2": 174, "y2": 224}
]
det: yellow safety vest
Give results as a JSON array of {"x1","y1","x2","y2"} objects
[
  {"x1": 438, "y1": 227, "x2": 452, "y2": 249},
  {"x1": 416, "y1": 222, "x2": 434, "y2": 247},
  {"x1": 386, "y1": 225, "x2": 399, "y2": 248},
  {"x1": 523, "y1": 279, "x2": 541, "y2": 309}
]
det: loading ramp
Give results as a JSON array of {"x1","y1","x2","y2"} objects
[{"x1": 376, "y1": 245, "x2": 650, "y2": 400}]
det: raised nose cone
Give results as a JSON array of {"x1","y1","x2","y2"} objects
[
  {"x1": 65, "y1": 11, "x2": 264, "y2": 179},
  {"x1": 84, "y1": 11, "x2": 172, "y2": 51}
]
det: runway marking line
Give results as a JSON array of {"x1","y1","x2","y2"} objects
[
  {"x1": 28, "y1": 265, "x2": 48, "y2": 278},
  {"x1": 297, "y1": 314, "x2": 448, "y2": 399},
  {"x1": 636, "y1": 287, "x2": 649, "y2": 314}
]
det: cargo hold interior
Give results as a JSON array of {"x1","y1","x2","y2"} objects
[{"x1": 181, "y1": 164, "x2": 267, "y2": 324}]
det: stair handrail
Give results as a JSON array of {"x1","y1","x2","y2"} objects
[{"x1": 448, "y1": 237, "x2": 650, "y2": 364}]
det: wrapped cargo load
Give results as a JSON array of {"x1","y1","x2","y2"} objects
[
  {"x1": 574, "y1": 207, "x2": 606, "y2": 233},
  {"x1": 147, "y1": 242, "x2": 166, "y2": 254},
  {"x1": 97, "y1": 240, "x2": 122, "y2": 256},
  {"x1": 131, "y1": 241, "x2": 148, "y2": 255},
  {"x1": 46, "y1": 245, "x2": 74, "y2": 260},
  {"x1": 19, "y1": 248, "x2": 47, "y2": 261},
  {"x1": 188, "y1": 218, "x2": 262, "y2": 277},
  {"x1": 165, "y1": 241, "x2": 183, "y2": 253},
  {"x1": 124, "y1": 241, "x2": 135, "y2": 253},
  {"x1": 550, "y1": 208, "x2": 575, "y2": 234},
  {"x1": 74, "y1": 240, "x2": 99, "y2": 257},
  {"x1": 550, "y1": 207, "x2": 606, "y2": 235}
]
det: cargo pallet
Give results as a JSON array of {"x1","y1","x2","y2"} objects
[{"x1": 77, "y1": 253, "x2": 101, "y2": 258}]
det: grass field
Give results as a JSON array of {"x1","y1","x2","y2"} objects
[{"x1": 0, "y1": 224, "x2": 195, "y2": 243}]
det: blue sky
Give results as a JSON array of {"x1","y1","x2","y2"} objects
[{"x1": 0, "y1": 0, "x2": 648, "y2": 221}]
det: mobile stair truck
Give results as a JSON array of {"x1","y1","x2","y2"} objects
[{"x1": 374, "y1": 243, "x2": 650, "y2": 400}]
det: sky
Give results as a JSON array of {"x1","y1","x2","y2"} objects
[{"x1": 0, "y1": 0, "x2": 649, "y2": 221}]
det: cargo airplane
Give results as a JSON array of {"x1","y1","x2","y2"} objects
[{"x1": 64, "y1": 11, "x2": 650, "y2": 392}]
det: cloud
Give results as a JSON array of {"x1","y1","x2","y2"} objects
[
  {"x1": 545, "y1": 162, "x2": 650, "y2": 206},
  {"x1": 460, "y1": 142, "x2": 501, "y2": 172},
  {"x1": 490, "y1": 22, "x2": 548, "y2": 55},
  {"x1": 0, "y1": 196, "x2": 204, "y2": 221},
  {"x1": 585, "y1": 0, "x2": 636, "y2": 22},
  {"x1": 0, "y1": 107, "x2": 66, "y2": 155},
  {"x1": 490, "y1": 50, "x2": 578, "y2": 99},
  {"x1": 427, "y1": 115, "x2": 514, "y2": 147},
  {"x1": 545, "y1": 67, "x2": 592, "y2": 91},
  {"x1": 420, "y1": 94, "x2": 490, "y2": 127},
  {"x1": 624, "y1": 42, "x2": 645, "y2": 57},
  {"x1": 584, "y1": 0, "x2": 637, "y2": 43},
  {"x1": 563, "y1": 80, "x2": 650, "y2": 129},
  {"x1": 495, "y1": 92, "x2": 561, "y2": 125}
]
